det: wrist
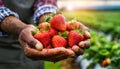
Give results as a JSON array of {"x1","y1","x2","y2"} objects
[
  {"x1": 33, "y1": 4, "x2": 58, "y2": 24},
  {"x1": 38, "y1": 13, "x2": 51, "y2": 24}
]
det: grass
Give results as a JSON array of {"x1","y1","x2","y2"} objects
[{"x1": 45, "y1": 61, "x2": 62, "y2": 69}]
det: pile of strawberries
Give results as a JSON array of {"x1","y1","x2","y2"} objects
[{"x1": 33, "y1": 14, "x2": 87, "y2": 49}]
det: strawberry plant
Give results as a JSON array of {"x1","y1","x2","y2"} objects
[{"x1": 82, "y1": 30, "x2": 120, "y2": 69}]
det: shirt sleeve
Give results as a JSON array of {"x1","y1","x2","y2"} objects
[
  {"x1": 0, "y1": 0, "x2": 19, "y2": 23},
  {"x1": 0, "y1": 0, "x2": 19, "y2": 36},
  {"x1": 33, "y1": 0, "x2": 58, "y2": 23}
]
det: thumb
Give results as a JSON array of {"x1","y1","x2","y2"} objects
[
  {"x1": 84, "y1": 31, "x2": 91, "y2": 39},
  {"x1": 79, "y1": 23, "x2": 91, "y2": 39},
  {"x1": 19, "y1": 25, "x2": 43, "y2": 50},
  {"x1": 27, "y1": 35, "x2": 43, "y2": 51},
  {"x1": 35, "y1": 41, "x2": 43, "y2": 51}
]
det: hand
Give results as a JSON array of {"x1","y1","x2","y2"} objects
[
  {"x1": 18, "y1": 25, "x2": 75, "y2": 62},
  {"x1": 39, "y1": 13, "x2": 91, "y2": 57},
  {"x1": 71, "y1": 22, "x2": 91, "y2": 56}
]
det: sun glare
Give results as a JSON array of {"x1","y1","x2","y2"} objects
[{"x1": 66, "y1": 5, "x2": 73, "y2": 11}]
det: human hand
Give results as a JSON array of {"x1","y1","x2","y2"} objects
[
  {"x1": 71, "y1": 22, "x2": 91, "y2": 56},
  {"x1": 18, "y1": 25, "x2": 75, "y2": 62},
  {"x1": 38, "y1": 13, "x2": 91, "y2": 57}
]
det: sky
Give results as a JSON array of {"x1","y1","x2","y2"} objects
[{"x1": 57, "y1": 0, "x2": 120, "y2": 10}]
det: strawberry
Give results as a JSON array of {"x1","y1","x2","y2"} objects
[
  {"x1": 59, "y1": 31, "x2": 69, "y2": 39},
  {"x1": 67, "y1": 20, "x2": 80, "y2": 31},
  {"x1": 39, "y1": 22, "x2": 50, "y2": 30},
  {"x1": 49, "y1": 28, "x2": 58, "y2": 37},
  {"x1": 52, "y1": 35, "x2": 67, "y2": 48},
  {"x1": 101, "y1": 60, "x2": 108, "y2": 67},
  {"x1": 46, "y1": 44, "x2": 53, "y2": 49},
  {"x1": 50, "y1": 14, "x2": 66, "y2": 31},
  {"x1": 68, "y1": 30, "x2": 84, "y2": 47},
  {"x1": 106, "y1": 58, "x2": 111, "y2": 64},
  {"x1": 34, "y1": 31, "x2": 51, "y2": 48},
  {"x1": 101, "y1": 58, "x2": 111, "y2": 67},
  {"x1": 39, "y1": 22, "x2": 57, "y2": 36}
]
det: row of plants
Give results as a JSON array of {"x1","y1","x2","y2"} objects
[
  {"x1": 83, "y1": 30, "x2": 120, "y2": 69},
  {"x1": 63, "y1": 11, "x2": 120, "y2": 39},
  {"x1": 64, "y1": 11, "x2": 120, "y2": 69}
]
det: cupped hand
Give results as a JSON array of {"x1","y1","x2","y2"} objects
[
  {"x1": 24, "y1": 47, "x2": 75, "y2": 62},
  {"x1": 18, "y1": 25, "x2": 75, "y2": 62},
  {"x1": 71, "y1": 22, "x2": 91, "y2": 56}
]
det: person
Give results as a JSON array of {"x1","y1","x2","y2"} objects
[{"x1": 0, "y1": 0, "x2": 91, "y2": 69}]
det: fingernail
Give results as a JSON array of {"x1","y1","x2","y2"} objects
[
  {"x1": 84, "y1": 31, "x2": 91, "y2": 39},
  {"x1": 78, "y1": 41, "x2": 85, "y2": 49},
  {"x1": 35, "y1": 43, "x2": 43, "y2": 51},
  {"x1": 85, "y1": 41, "x2": 91, "y2": 49}
]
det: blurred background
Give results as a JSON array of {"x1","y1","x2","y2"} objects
[{"x1": 45, "y1": 0, "x2": 120, "y2": 69}]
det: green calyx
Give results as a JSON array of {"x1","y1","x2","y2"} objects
[
  {"x1": 31, "y1": 29, "x2": 40, "y2": 35},
  {"x1": 44, "y1": 25, "x2": 50, "y2": 30},
  {"x1": 68, "y1": 19, "x2": 77, "y2": 24},
  {"x1": 58, "y1": 31, "x2": 68, "y2": 39},
  {"x1": 44, "y1": 16, "x2": 52, "y2": 23},
  {"x1": 74, "y1": 29, "x2": 83, "y2": 34},
  {"x1": 44, "y1": 11, "x2": 62, "y2": 23}
]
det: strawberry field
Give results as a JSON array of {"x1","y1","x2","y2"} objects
[{"x1": 45, "y1": 10, "x2": 120, "y2": 69}]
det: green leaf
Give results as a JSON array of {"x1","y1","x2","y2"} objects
[
  {"x1": 58, "y1": 31, "x2": 68, "y2": 39},
  {"x1": 44, "y1": 25, "x2": 50, "y2": 30},
  {"x1": 31, "y1": 30, "x2": 36, "y2": 35},
  {"x1": 74, "y1": 29, "x2": 83, "y2": 34},
  {"x1": 45, "y1": 16, "x2": 52, "y2": 23},
  {"x1": 99, "y1": 49, "x2": 110, "y2": 56},
  {"x1": 87, "y1": 62, "x2": 96, "y2": 69}
]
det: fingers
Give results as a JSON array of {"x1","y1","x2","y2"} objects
[
  {"x1": 48, "y1": 48, "x2": 75, "y2": 62},
  {"x1": 25, "y1": 47, "x2": 75, "y2": 62},
  {"x1": 26, "y1": 35, "x2": 43, "y2": 50},
  {"x1": 71, "y1": 45, "x2": 84, "y2": 56},
  {"x1": 83, "y1": 31, "x2": 91, "y2": 39},
  {"x1": 79, "y1": 22, "x2": 91, "y2": 39},
  {"x1": 70, "y1": 39, "x2": 91, "y2": 57},
  {"x1": 79, "y1": 22, "x2": 89, "y2": 32},
  {"x1": 78, "y1": 39, "x2": 91, "y2": 49}
]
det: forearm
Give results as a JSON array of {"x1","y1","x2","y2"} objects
[{"x1": 0, "y1": 16, "x2": 27, "y2": 35}]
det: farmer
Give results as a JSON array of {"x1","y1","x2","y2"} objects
[{"x1": 0, "y1": 0, "x2": 91, "y2": 69}]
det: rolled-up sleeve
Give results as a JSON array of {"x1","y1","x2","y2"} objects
[
  {"x1": 33, "y1": 0, "x2": 58, "y2": 23},
  {"x1": 0, "y1": 0, "x2": 19, "y2": 23},
  {"x1": 0, "y1": 0, "x2": 19, "y2": 36}
]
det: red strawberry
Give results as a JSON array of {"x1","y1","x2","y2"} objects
[
  {"x1": 101, "y1": 60, "x2": 108, "y2": 67},
  {"x1": 50, "y1": 14, "x2": 66, "y2": 31},
  {"x1": 52, "y1": 35, "x2": 67, "y2": 48},
  {"x1": 46, "y1": 44, "x2": 53, "y2": 49},
  {"x1": 34, "y1": 31, "x2": 51, "y2": 48},
  {"x1": 49, "y1": 28, "x2": 58, "y2": 36},
  {"x1": 106, "y1": 58, "x2": 111, "y2": 64},
  {"x1": 39, "y1": 22, "x2": 50, "y2": 30},
  {"x1": 67, "y1": 20, "x2": 80, "y2": 31},
  {"x1": 68, "y1": 30, "x2": 84, "y2": 47},
  {"x1": 101, "y1": 58, "x2": 111, "y2": 67}
]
